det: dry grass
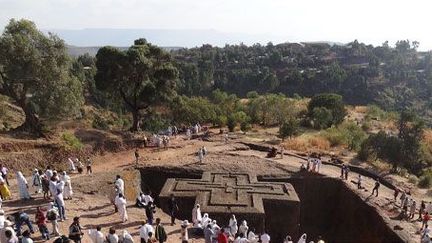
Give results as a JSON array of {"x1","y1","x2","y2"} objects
[
  {"x1": 283, "y1": 135, "x2": 330, "y2": 152},
  {"x1": 354, "y1": 106, "x2": 368, "y2": 113},
  {"x1": 424, "y1": 130, "x2": 432, "y2": 145},
  {"x1": 309, "y1": 136, "x2": 331, "y2": 150}
]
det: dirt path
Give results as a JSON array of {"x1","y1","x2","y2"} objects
[{"x1": 1, "y1": 133, "x2": 426, "y2": 242}]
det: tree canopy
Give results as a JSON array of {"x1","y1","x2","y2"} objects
[
  {"x1": 0, "y1": 19, "x2": 84, "y2": 136},
  {"x1": 95, "y1": 38, "x2": 179, "y2": 131},
  {"x1": 308, "y1": 93, "x2": 347, "y2": 128}
]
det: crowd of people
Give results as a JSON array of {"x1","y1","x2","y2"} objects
[
  {"x1": 0, "y1": 162, "x2": 79, "y2": 242},
  {"x1": 2, "y1": 127, "x2": 431, "y2": 243},
  {"x1": 186, "y1": 203, "x2": 325, "y2": 243}
]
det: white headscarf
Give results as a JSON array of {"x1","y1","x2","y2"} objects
[{"x1": 297, "y1": 233, "x2": 307, "y2": 243}]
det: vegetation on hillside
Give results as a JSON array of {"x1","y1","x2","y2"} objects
[
  {"x1": 3, "y1": 18, "x2": 432, "y2": 184},
  {"x1": 0, "y1": 19, "x2": 84, "y2": 136}
]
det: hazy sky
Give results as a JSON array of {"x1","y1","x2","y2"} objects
[{"x1": 1, "y1": 0, "x2": 431, "y2": 50}]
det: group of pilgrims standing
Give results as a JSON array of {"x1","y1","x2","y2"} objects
[
  {"x1": 188, "y1": 204, "x2": 324, "y2": 243},
  {"x1": 0, "y1": 161, "x2": 77, "y2": 243}
]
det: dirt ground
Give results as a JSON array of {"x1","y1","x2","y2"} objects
[{"x1": 1, "y1": 131, "x2": 428, "y2": 242}]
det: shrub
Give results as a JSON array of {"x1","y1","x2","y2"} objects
[
  {"x1": 322, "y1": 127, "x2": 345, "y2": 146},
  {"x1": 61, "y1": 132, "x2": 84, "y2": 151},
  {"x1": 419, "y1": 172, "x2": 432, "y2": 188},
  {"x1": 308, "y1": 93, "x2": 347, "y2": 127},
  {"x1": 240, "y1": 121, "x2": 252, "y2": 133},
  {"x1": 141, "y1": 115, "x2": 170, "y2": 133},
  {"x1": 92, "y1": 115, "x2": 110, "y2": 130},
  {"x1": 215, "y1": 115, "x2": 228, "y2": 127},
  {"x1": 311, "y1": 107, "x2": 333, "y2": 129},
  {"x1": 321, "y1": 122, "x2": 366, "y2": 150},
  {"x1": 279, "y1": 119, "x2": 299, "y2": 141},
  {"x1": 227, "y1": 115, "x2": 236, "y2": 132},
  {"x1": 408, "y1": 175, "x2": 418, "y2": 184}
]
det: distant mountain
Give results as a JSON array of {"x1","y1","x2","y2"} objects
[{"x1": 47, "y1": 28, "x2": 291, "y2": 48}]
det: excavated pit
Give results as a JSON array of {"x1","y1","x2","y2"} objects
[{"x1": 139, "y1": 167, "x2": 404, "y2": 243}]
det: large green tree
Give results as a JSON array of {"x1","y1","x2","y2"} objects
[
  {"x1": 0, "y1": 19, "x2": 84, "y2": 136},
  {"x1": 95, "y1": 38, "x2": 178, "y2": 131},
  {"x1": 308, "y1": 93, "x2": 347, "y2": 128}
]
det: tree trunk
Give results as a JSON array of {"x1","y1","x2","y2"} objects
[
  {"x1": 15, "y1": 103, "x2": 44, "y2": 137},
  {"x1": 130, "y1": 110, "x2": 140, "y2": 132}
]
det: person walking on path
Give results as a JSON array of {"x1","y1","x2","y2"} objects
[
  {"x1": 422, "y1": 212, "x2": 430, "y2": 230},
  {"x1": 372, "y1": 179, "x2": 380, "y2": 197},
  {"x1": 168, "y1": 194, "x2": 178, "y2": 226},
  {"x1": 86, "y1": 157, "x2": 93, "y2": 174}
]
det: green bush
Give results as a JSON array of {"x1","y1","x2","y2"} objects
[
  {"x1": 322, "y1": 127, "x2": 345, "y2": 146},
  {"x1": 308, "y1": 93, "x2": 347, "y2": 127},
  {"x1": 321, "y1": 122, "x2": 366, "y2": 150},
  {"x1": 141, "y1": 115, "x2": 170, "y2": 133},
  {"x1": 408, "y1": 175, "x2": 418, "y2": 184},
  {"x1": 240, "y1": 121, "x2": 252, "y2": 133},
  {"x1": 215, "y1": 115, "x2": 228, "y2": 127},
  {"x1": 227, "y1": 115, "x2": 236, "y2": 132},
  {"x1": 311, "y1": 107, "x2": 333, "y2": 129},
  {"x1": 279, "y1": 119, "x2": 299, "y2": 140},
  {"x1": 61, "y1": 132, "x2": 84, "y2": 151},
  {"x1": 419, "y1": 172, "x2": 432, "y2": 188},
  {"x1": 92, "y1": 115, "x2": 110, "y2": 130}
]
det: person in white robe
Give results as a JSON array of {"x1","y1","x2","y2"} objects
[
  {"x1": 260, "y1": 231, "x2": 270, "y2": 243},
  {"x1": 198, "y1": 148, "x2": 204, "y2": 163},
  {"x1": 107, "y1": 227, "x2": 119, "y2": 243},
  {"x1": 115, "y1": 175, "x2": 125, "y2": 195},
  {"x1": 229, "y1": 214, "x2": 238, "y2": 236},
  {"x1": 141, "y1": 193, "x2": 154, "y2": 206},
  {"x1": 0, "y1": 220, "x2": 16, "y2": 243},
  {"x1": 49, "y1": 177, "x2": 58, "y2": 197},
  {"x1": 0, "y1": 209, "x2": 5, "y2": 228},
  {"x1": 284, "y1": 235, "x2": 294, "y2": 243},
  {"x1": 211, "y1": 220, "x2": 221, "y2": 233},
  {"x1": 192, "y1": 204, "x2": 202, "y2": 227},
  {"x1": 61, "y1": 171, "x2": 73, "y2": 199},
  {"x1": 55, "y1": 181, "x2": 66, "y2": 221},
  {"x1": 32, "y1": 169, "x2": 42, "y2": 194},
  {"x1": 120, "y1": 230, "x2": 134, "y2": 243},
  {"x1": 238, "y1": 220, "x2": 248, "y2": 237},
  {"x1": 297, "y1": 233, "x2": 307, "y2": 243},
  {"x1": 201, "y1": 213, "x2": 211, "y2": 228},
  {"x1": 45, "y1": 166, "x2": 53, "y2": 180},
  {"x1": 247, "y1": 228, "x2": 258, "y2": 243},
  {"x1": 68, "y1": 158, "x2": 76, "y2": 172},
  {"x1": 139, "y1": 221, "x2": 154, "y2": 242},
  {"x1": 16, "y1": 171, "x2": 31, "y2": 200},
  {"x1": 115, "y1": 193, "x2": 128, "y2": 222},
  {"x1": 88, "y1": 226, "x2": 104, "y2": 243},
  {"x1": 47, "y1": 202, "x2": 60, "y2": 236}
]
